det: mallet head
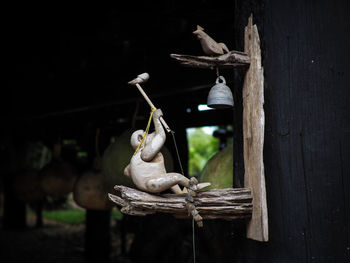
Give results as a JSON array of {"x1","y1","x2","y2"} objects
[{"x1": 128, "y1": 73, "x2": 150, "y2": 85}]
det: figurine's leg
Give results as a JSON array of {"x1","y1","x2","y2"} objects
[
  {"x1": 123, "y1": 164, "x2": 131, "y2": 177},
  {"x1": 170, "y1": 184, "x2": 186, "y2": 194},
  {"x1": 145, "y1": 173, "x2": 190, "y2": 193}
]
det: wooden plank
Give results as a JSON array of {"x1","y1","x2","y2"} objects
[
  {"x1": 243, "y1": 14, "x2": 268, "y2": 242},
  {"x1": 234, "y1": 1, "x2": 350, "y2": 261},
  {"x1": 170, "y1": 50, "x2": 250, "y2": 69},
  {"x1": 85, "y1": 210, "x2": 111, "y2": 262},
  {"x1": 108, "y1": 186, "x2": 252, "y2": 221}
]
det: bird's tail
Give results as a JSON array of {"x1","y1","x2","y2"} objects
[{"x1": 219, "y1": 43, "x2": 229, "y2": 53}]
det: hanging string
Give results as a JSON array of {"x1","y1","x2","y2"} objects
[
  {"x1": 136, "y1": 109, "x2": 197, "y2": 262},
  {"x1": 216, "y1": 66, "x2": 220, "y2": 77},
  {"x1": 170, "y1": 129, "x2": 196, "y2": 263},
  {"x1": 192, "y1": 217, "x2": 196, "y2": 263},
  {"x1": 170, "y1": 130, "x2": 185, "y2": 176},
  {"x1": 134, "y1": 107, "x2": 156, "y2": 155}
]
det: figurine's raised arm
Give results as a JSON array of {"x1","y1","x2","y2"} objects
[
  {"x1": 124, "y1": 108, "x2": 210, "y2": 194},
  {"x1": 141, "y1": 109, "x2": 165, "y2": 162}
]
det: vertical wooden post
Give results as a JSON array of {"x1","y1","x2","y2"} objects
[
  {"x1": 243, "y1": 14, "x2": 269, "y2": 242},
  {"x1": 85, "y1": 209, "x2": 111, "y2": 262}
]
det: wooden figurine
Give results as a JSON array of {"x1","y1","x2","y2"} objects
[
  {"x1": 110, "y1": 16, "x2": 268, "y2": 237},
  {"x1": 122, "y1": 72, "x2": 212, "y2": 226},
  {"x1": 124, "y1": 108, "x2": 210, "y2": 194},
  {"x1": 193, "y1": 25, "x2": 229, "y2": 55}
]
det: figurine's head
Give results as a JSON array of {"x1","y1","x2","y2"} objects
[
  {"x1": 193, "y1": 25, "x2": 205, "y2": 39},
  {"x1": 130, "y1": 130, "x2": 144, "y2": 150}
]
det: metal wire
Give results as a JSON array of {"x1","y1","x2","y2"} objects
[
  {"x1": 170, "y1": 130, "x2": 185, "y2": 176},
  {"x1": 192, "y1": 217, "x2": 196, "y2": 263},
  {"x1": 170, "y1": 129, "x2": 196, "y2": 263}
]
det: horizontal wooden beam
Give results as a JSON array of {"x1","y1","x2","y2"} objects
[
  {"x1": 108, "y1": 185, "x2": 252, "y2": 221},
  {"x1": 170, "y1": 50, "x2": 250, "y2": 69}
]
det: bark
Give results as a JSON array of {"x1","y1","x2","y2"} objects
[{"x1": 108, "y1": 185, "x2": 252, "y2": 220}]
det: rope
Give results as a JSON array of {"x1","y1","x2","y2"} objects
[
  {"x1": 170, "y1": 130, "x2": 185, "y2": 176},
  {"x1": 192, "y1": 217, "x2": 196, "y2": 263},
  {"x1": 170, "y1": 129, "x2": 197, "y2": 263},
  {"x1": 134, "y1": 107, "x2": 156, "y2": 155},
  {"x1": 136, "y1": 113, "x2": 198, "y2": 262}
]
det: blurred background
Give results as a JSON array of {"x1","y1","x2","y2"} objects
[
  {"x1": 2, "y1": 0, "x2": 350, "y2": 263},
  {"x1": 2, "y1": 1, "x2": 238, "y2": 262}
]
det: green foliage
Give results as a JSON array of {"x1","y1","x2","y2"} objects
[
  {"x1": 111, "y1": 209, "x2": 123, "y2": 220},
  {"x1": 40, "y1": 208, "x2": 123, "y2": 224},
  {"x1": 42, "y1": 209, "x2": 86, "y2": 224},
  {"x1": 187, "y1": 127, "x2": 219, "y2": 176}
]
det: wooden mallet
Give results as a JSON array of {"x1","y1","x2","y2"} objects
[{"x1": 128, "y1": 73, "x2": 171, "y2": 133}]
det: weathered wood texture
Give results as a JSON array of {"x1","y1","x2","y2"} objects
[
  {"x1": 242, "y1": 15, "x2": 268, "y2": 242},
  {"x1": 109, "y1": 186, "x2": 252, "y2": 220},
  {"x1": 234, "y1": 0, "x2": 350, "y2": 262},
  {"x1": 170, "y1": 51, "x2": 250, "y2": 69}
]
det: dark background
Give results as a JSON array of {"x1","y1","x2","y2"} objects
[{"x1": 2, "y1": 0, "x2": 350, "y2": 262}]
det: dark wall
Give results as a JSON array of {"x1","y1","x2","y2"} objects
[{"x1": 235, "y1": 0, "x2": 350, "y2": 262}]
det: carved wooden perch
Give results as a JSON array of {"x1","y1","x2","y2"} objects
[
  {"x1": 108, "y1": 185, "x2": 252, "y2": 220},
  {"x1": 170, "y1": 50, "x2": 250, "y2": 69}
]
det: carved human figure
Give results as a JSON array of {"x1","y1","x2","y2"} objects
[{"x1": 124, "y1": 109, "x2": 208, "y2": 194}]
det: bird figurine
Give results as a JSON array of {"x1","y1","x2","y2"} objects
[{"x1": 193, "y1": 25, "x2": 229, "y2": 56}]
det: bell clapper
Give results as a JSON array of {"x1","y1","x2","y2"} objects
[{"x1": 215, "y1": 66, "x2": 220, "y2": 77}]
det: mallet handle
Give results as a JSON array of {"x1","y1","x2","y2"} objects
[{"x1": 135, "y1": 83, "x2": 171, "y2": 133}]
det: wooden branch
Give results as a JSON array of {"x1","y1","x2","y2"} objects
[
  {"x1": 243, "y1": 14, "x2": 269, "y2": 242},
  {"x1": 108, "y1": 186, "x2": 252, "y2": 220},
  {"x1": 170, "y1": 50, "x2": 250, "y2": 69}
]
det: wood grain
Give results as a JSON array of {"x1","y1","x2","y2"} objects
[
  {"x1": 243, "y1": 14, "x2": 268, "y2": 242},
  {"x1": 170, "y1": 50, "x2": 250, "y2": 69},
  {"x1": 108, "y1": 186, "x2": 252, "y2": 220}
]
